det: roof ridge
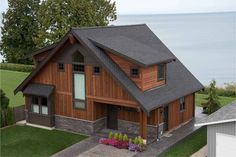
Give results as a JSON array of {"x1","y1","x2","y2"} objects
[{"x1": 71, "y1": 24, "x2": 147, "y2": 31}]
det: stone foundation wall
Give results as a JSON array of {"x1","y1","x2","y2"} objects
[
  {"x1": 55, "y1": 115, "x2": 106, "y2": 135},
  {"x1": 118, "y1": 119, "x2": 157, "y2": 138}
]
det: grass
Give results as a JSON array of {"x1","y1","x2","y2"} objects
[
  {"x1": 195, "y1": 93, "x2": 236, "y2": 107},
  {"x1": 1, "y1": 125, "x2": 87, "y2": 157},
  {"x1": 0, "y1": 69, "x2": 29, "y2": 107},
  {"x1": 159, "y1": 127, "x2": 207, "y2": 157}
]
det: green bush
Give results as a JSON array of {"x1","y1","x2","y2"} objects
[
  {"x1": 113, "y1": 133, "x2": 118, "y2": 140},
  {"x1": 1, "y1": 107, "x2": 14, "y2": 127},
  {"x1": 123, "y1": 134, "x2": 128, "y2": 142},
  {"x1": 118, "y1": 133, "x2": 123, "y2": 141},
  {"x1": 0, "y1": 63, "x2": 34, "y2": 72},
  {"x1": 134, "y1": 137, "x2": 139, "y2": 145},
  {"x1": 108, "y1": 131, "x2": 113, "y2": 139}
]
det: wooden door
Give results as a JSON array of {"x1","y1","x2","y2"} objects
[{"x1": 107, "y1": 105, "x2": 118, "y2": 130}]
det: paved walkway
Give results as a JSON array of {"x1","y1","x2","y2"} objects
[
  {"x1": 190, "y1": 145, "x2": 207, "y2": 157},
  {"x1": 77, "y1": 144, "x2": 137, "y2": 157},
  {"x1": 51, "y1": 136, "x2": 100, "y2": 157}
]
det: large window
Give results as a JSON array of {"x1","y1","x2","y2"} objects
[
  {"x1": 31, "y1": 96, "x2": 48, "y2": 115},
  {"x1": 179, "y1": 97, "x2": 185, "y2": 112},
  {"x1": 157, "y1": 64, "x2": 165, "y2": 81},
  {"x1": 72, "y1": 51, "x2": 86, "y2": 109}
]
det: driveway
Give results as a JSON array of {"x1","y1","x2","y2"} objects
[{"x1": 77, "y1": 144, "x2": 137, "y2": 157}]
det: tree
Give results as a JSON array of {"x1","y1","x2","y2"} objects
[
  {"x1": 0, "y1": 0, "x2": 40, "y2": 64},
  {"x1": 35, "y1": 0, "x2": 116, "y2": 47},
  {"x1": 0, "y1": 89, "x2": 10, "y2": 127},
  {"x1": 202, "y1": 80, "x2": 221, "y2": 114}
]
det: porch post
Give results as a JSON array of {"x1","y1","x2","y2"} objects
[{"x1": 139, "y1": 110, "x2": 147, "y2": 139}]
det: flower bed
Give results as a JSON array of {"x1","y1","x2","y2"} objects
[{"x1": 99, "y1": 132, "x2": 146, "y2": 152}]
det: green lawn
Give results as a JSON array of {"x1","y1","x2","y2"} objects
[
  {"x1": 159, "y1": 127, "x2": 207, "y2": 157},
  {"x1": 1, "y1": 125, "x2": 87, "y2": 157},
  {"x1": 195, "y1": 93, "x2": 236, "y2": 107},
  {"x1": 0, "y1": 69, "x2": 29, "y2": 107}
]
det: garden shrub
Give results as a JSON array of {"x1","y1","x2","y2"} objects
[
  {"x1": 134, "y1": 137, "x2": 139, "y2": 145},
  {"x1": 123, "y1": 134, "x2": 128, "y2": 142},
  {"x1": 113, "y1": 133, "x2": 118, "y2": 140},
  {"x1": 108, "y1": 131, "x2": 113, "y2": 139},
  {"x1": 0, "y1": 63, "x2": 34, "y2": 72},
  {"x1": 118, "y1": 133, "x2": 123, "y2": 141}
]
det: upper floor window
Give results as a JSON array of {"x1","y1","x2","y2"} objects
[
  {"x1": 179, "y1": 97, "x2": 185, "y2": 112},
  {"x1": 157, "y1": 64, "x2": 165, "y2": 81},
  {"x1": 73, "y1": 64, "x2": 84, "y2": 73},
  {"x1": 72, "y1": 51, "x2": 84, "y2": 63},
  {"x1": 93, "y1": 66, "x2": 100, "y2": 75},
  {"x1": 130, "y1": 68, "x2": 139, "y2": 78},
  {"x1": 58, "y1": 63, "x2": 64, "y2": 71}
]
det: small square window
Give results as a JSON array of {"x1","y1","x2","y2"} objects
[
  {"x1": 130, "y1": 68, "x2": 139, "y2": 77},
  {"x1": 74, "y1": 101, "x2": 85, "y2": 109},
  {"x1": 73, "y1": 64, "x2": 84, "y2": 73},
  {"x1": 58, "y1": 63, "x2": 64, "y2": 71},
  {"x1": 93, "y1": 66, "x2": 100, "y2": 74}
]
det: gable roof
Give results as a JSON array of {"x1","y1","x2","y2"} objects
[
  {"x1": 195, "y1": 100, "x2": 236, "y2": 126},
  {"x1": 89, "y1": 35, "x2": 175, "y2": 66},
  {"x1": 15, "y1": 24, "x2": 204, "y2": 113}
]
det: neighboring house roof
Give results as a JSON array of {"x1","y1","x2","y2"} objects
[
  {"x1": 195, "y1": 100, "x2": 236, "y2": 126},
  {"x1": 23, "y1": 83, "x2": 54, "y2": 97},
  {"x1": 15, "y1": 24, "x2": 204, "y2": 113}
]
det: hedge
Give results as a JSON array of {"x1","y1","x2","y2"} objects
[
  {"x1": 0, "y1": 107, "x2": 14, "y2": 128},
  {"x1": 0, "y1": 63, "x2": 34, "y2": 72}
]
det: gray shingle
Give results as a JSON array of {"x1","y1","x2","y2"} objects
[
  {"x1": 196, "y1": 100, "x2": 236, "y2": 125},
  {"x1": 89, "y1": 35, "x2": 175, "y2": 66},
  {"x1": 23, "y1": 83, "x2": 54, "y2": 97}
]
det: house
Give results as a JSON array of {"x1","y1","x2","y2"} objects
[
  {"x1": 14, "y1": 24, "x2": 203, "y2": 139},
  {"x1": 195, "y1": 100, "x2": 236, "y2": 157}
]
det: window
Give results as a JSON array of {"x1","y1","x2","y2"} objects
[
  {"x1": 130, "y1": 68, "x2": 139, "y2": 77},
  {"x1": 41, "y1": 97, "x2": 48, "y2": 115},
  {"x1": 179, "y1": 97, "x2": 185, "y2": 112},
  {"x1": 31, "y1": 96, "x2": 49, "y2": 115},
  {"x1": 58, "y1": 63, "x2": 64, "y2": 71},
  {"x1": 32, "y1": 96, "x2": 39, "y2": 113},
  {"x1": 157, "y1": 64, "x2": 165, "y2": 81},
  {"x1": 73, "y1": 64, "x2": 84, "y2": 73},
  {"x1": 72, "y1": 51, "x2": 86, "y2": 109},
  {"x1": 93, "y1": 66, "x2": 100, "y2": 75}
]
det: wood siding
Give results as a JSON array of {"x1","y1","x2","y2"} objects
[
  {"x1": 107, "y1": 52, "x2": 165, "y2": 91},
  {"x1": 168, "y1": 94, "x2": 194, "y2": 130}
]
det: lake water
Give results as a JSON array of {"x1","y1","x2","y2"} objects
[{"x1": 111, "y1": 12, "x2": 236, "y2": 86}]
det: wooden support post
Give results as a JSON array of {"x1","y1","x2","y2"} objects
[{"x1": 139, "y1": 110, "x2": 147, "y2": 139}]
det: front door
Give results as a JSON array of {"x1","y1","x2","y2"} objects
[
  {"x1": 107, "y1": 105, "x2": 118, "y2": 130},
  {"x1": 163, "y1": 106, "x2": 169, "y2": 131}
]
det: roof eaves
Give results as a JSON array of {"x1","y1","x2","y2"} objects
[{"x1": 195, "y1": 119, "x2": 236, "y2": 127}]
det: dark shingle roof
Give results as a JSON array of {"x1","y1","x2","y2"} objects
[
  {"x1": 196, "y1": 100, "x2": 236, "y2": 126},
  {"x1": 72, "y1": 24, "x2": 204, "y2": 112},
  {"x1": 23, "y1": 83, "x2": 54, "y2": 97},
  {"x1": 15, "y1": 24, "x2": 204, "y2": 113},
  {"x1": 89, "y1": 35, "x2": 175, "y2": 66}
]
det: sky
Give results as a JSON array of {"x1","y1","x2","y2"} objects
[{"x1": 0, "y1": 0, "x2": 236, "y2": 15}]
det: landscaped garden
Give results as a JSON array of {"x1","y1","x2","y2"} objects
[
  {"x1": 1, "y1": 125, "x2": 87, "y2": 157},
  {"x1": 99, "y1": 131, "x2": 146, "y2": 152},
  {"x1": 159, "y1": 127, "x2": 207, "y2": 157}
]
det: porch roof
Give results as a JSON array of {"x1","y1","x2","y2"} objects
[{"x1": 23, "y1": 83, "x2": 54, "y2": 97}]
